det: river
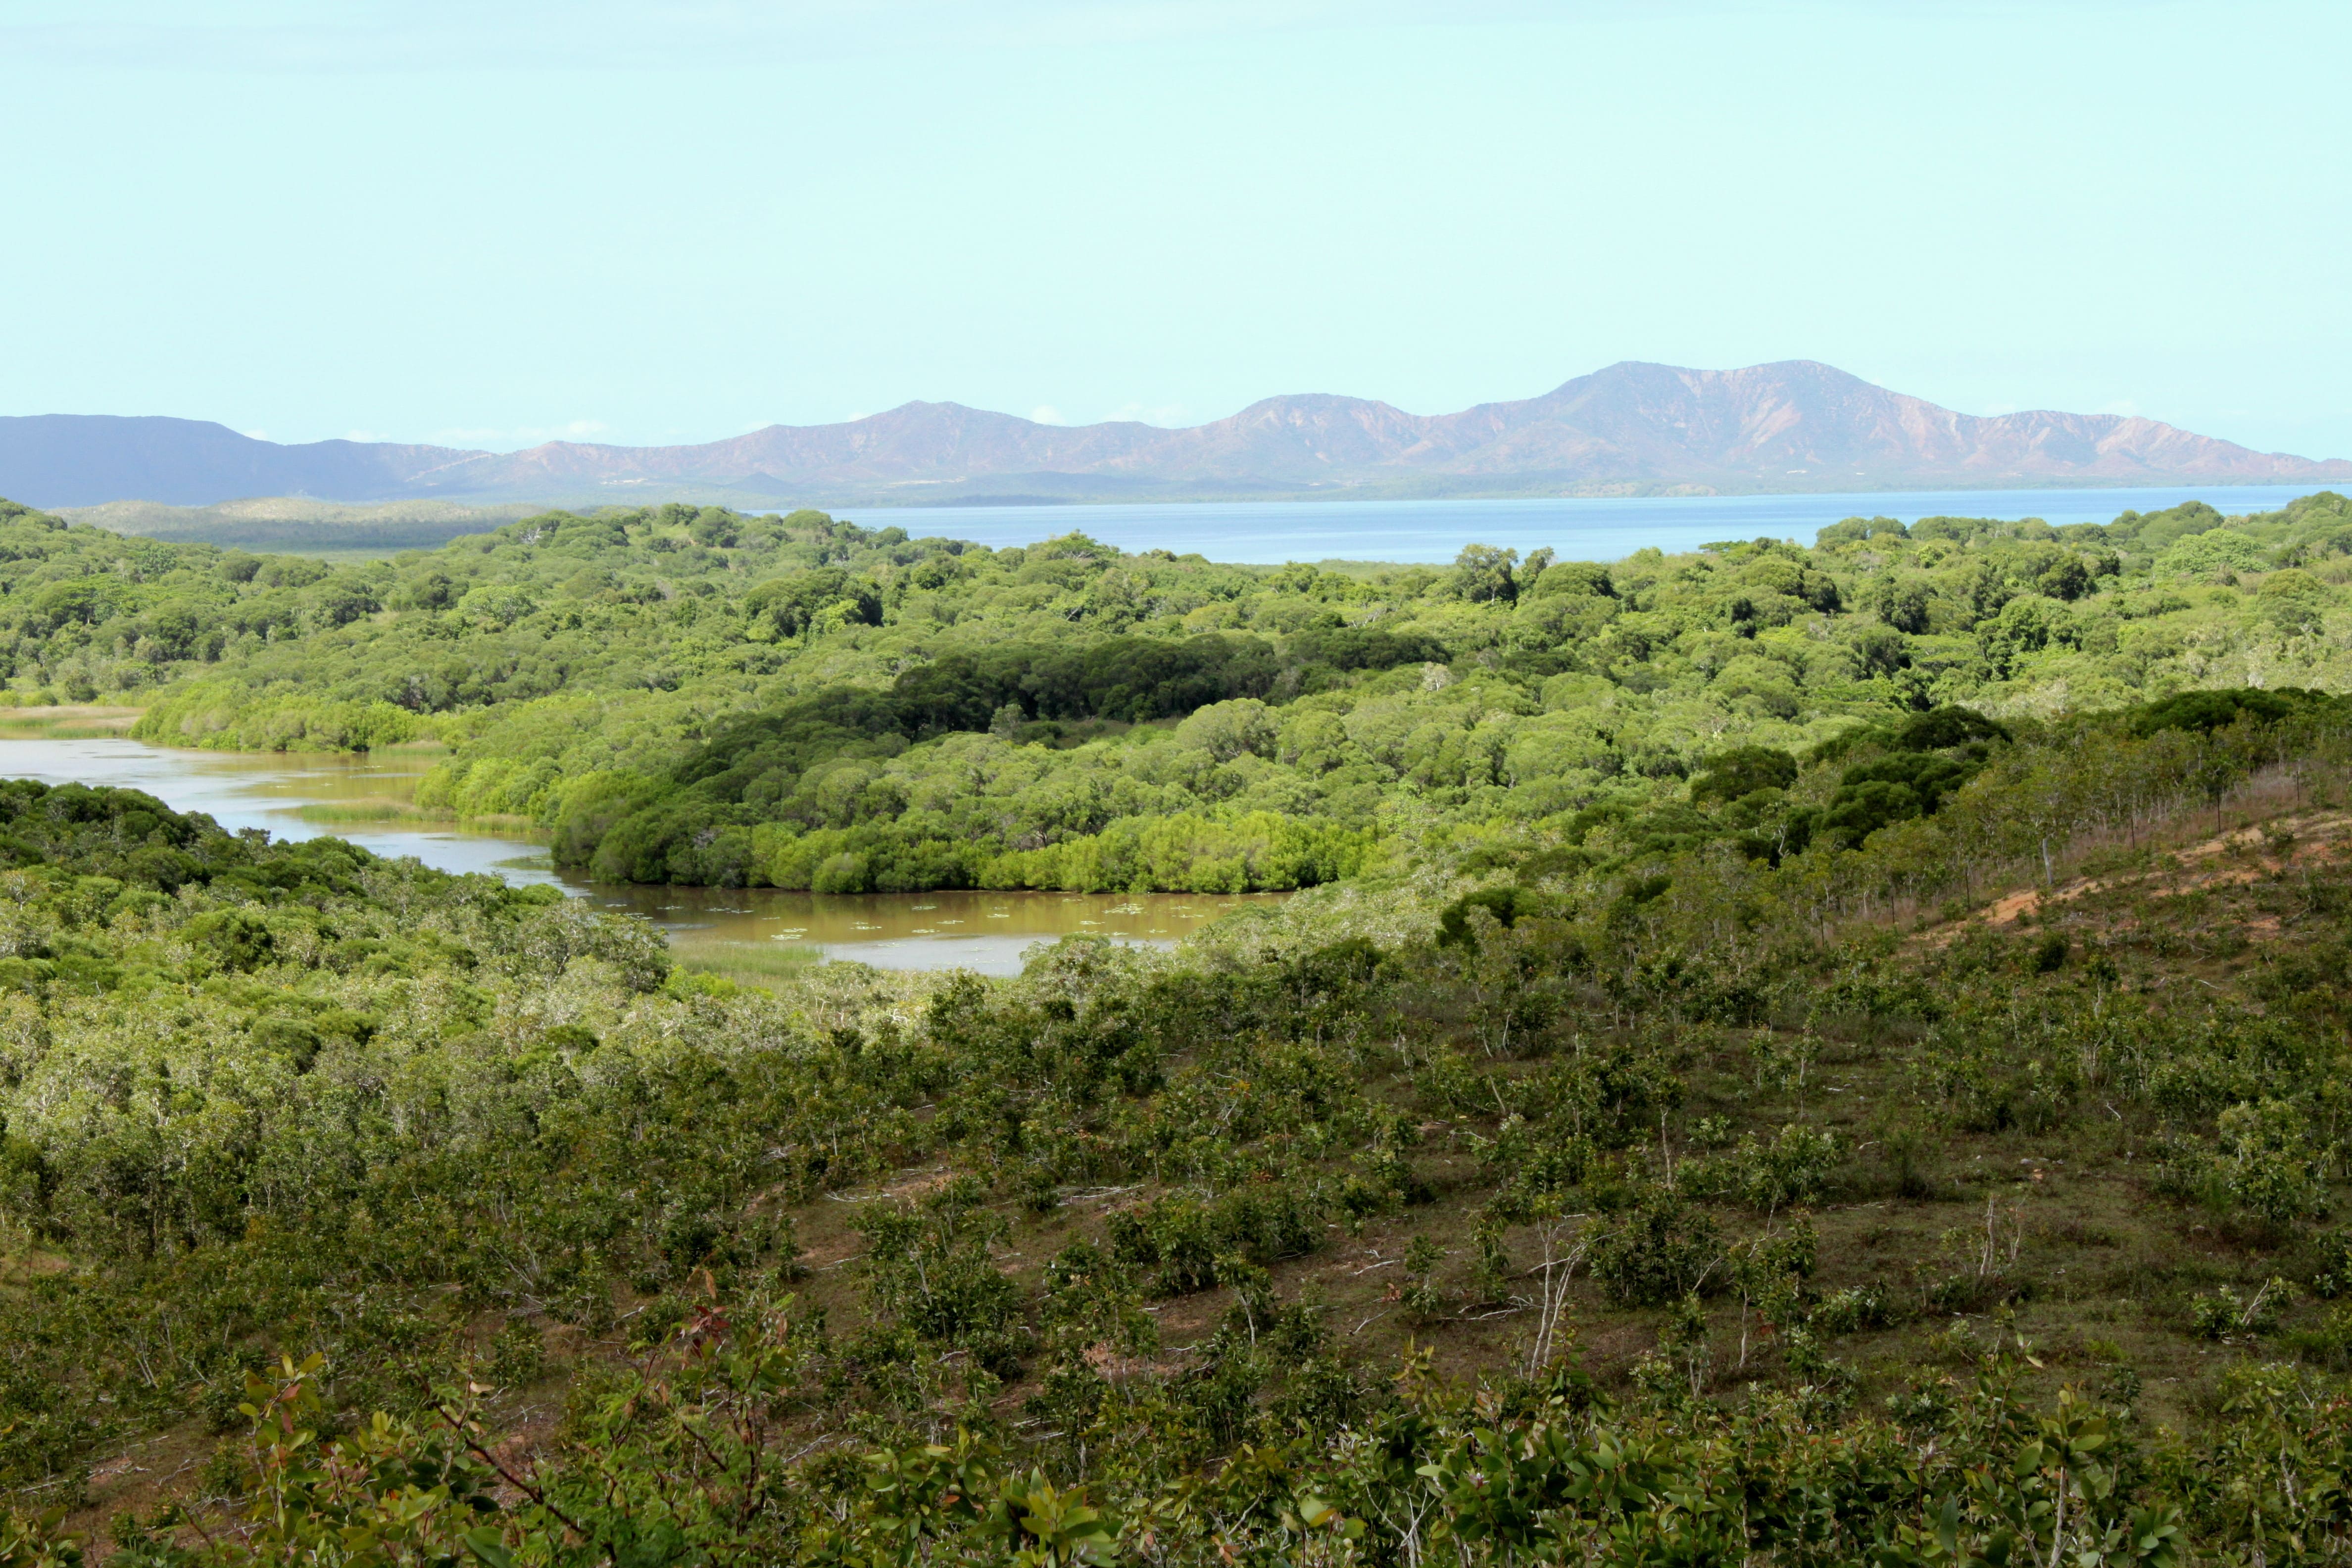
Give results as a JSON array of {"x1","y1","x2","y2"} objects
[{"x1": 0, "y1": 726, "x2": 1271, "y2": 977}]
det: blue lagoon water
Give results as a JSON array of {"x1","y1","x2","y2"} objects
[{"x1": 802, "y1": 486, "x2": 2336, "y2": 565}]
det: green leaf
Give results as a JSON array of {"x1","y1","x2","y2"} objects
[{"x1": 465, "y1": 1528, "x2": 515, "y2": 1568}]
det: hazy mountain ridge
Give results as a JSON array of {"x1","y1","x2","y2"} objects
[
  {"x1": 0, "y1": 413, "x2": 488, "y2": 509},
  {"x1": 7, "y1": 361, "x2": 2347, "y2": 508}
]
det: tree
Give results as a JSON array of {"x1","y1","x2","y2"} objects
[{"x1": 1452, "y1": 543, "x2": 1519, "y2": 603}]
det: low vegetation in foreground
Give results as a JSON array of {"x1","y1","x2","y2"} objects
[{"x1": 5, "y1": 692, "x2": 2352, "y2": 1562}]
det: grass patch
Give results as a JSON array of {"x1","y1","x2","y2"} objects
[
  {"x1": 294, "y1": 798, "x2": 427, "y2": 823},
  {"x1": 675, "y1": 940, "x2": 826, "y2": 987},
  {"x1": 0, "y1": 704, "x2": 143, "y2": 737}
]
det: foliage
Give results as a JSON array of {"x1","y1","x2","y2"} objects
[
  {"x1": 13, "y1": 491, "x2": 2352, "y2": 1558},
  {"x1": 6, "y1": 490, "x2": 2352, "y2": 894}
]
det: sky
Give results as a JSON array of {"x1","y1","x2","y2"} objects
[{"x1": 1, "y1": 0, "x2": 2347, "y2": 458}]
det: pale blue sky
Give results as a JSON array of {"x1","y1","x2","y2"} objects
[{"x1": 2, "y1": 0, "x2": 2346, "y2": 458}]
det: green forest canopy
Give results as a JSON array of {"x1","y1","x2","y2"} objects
[{"x1": 6, "y1": 489, "x2": 2352, "y2": 894}]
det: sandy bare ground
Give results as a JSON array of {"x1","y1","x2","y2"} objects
[{"x1": 1919, "y1": 809, "x2": 2352, "y2": 943}]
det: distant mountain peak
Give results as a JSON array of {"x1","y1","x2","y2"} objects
[{"x1": 3, "y1": 363, "x2": 2346, "y2": 509}]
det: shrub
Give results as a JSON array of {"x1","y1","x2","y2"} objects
[
  {"x1": 1809, "y1": 1286, "x2": 1891, "y2": 1336},
  {"x1": 2190, "y1": 1279, "x2": 2290, "y2": 1341},
  {"x1": 1734, "y1": 1124, "x2": 1840, "y2": 1213},
  {"x1": 1589, "y1": 1192, "x2": 1722, "y2": 1307},
  {"x1": 2310, "y1": 1228, "x2": 2352, "y2": 1299},
  {"x1": 2217, "y1": 1098, "x2": 2326, "y2": 1227}
]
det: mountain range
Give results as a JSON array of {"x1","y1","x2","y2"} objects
[{"x1": 6, "y1": 360, "x2": 2348, "y2": 511}]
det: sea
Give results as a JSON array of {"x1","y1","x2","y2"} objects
[{"x1": 775, "y1": 485, "x2": 2339, "y2": 566}]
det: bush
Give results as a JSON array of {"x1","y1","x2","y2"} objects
[
  {"x1": 1808, "y1": 1286, "x2": 1891, "y2": 1336},
  {"x1": 2310, "y1": 1228, "x2": 2352, "y2": 1299},
  {"x1": 1109, "y1": 1180, "x2": 1331, "y2": 1297},
  {"x1": 2217, "y1": 1099, "x2": 2327, "y2": 1227},
  {"x1": 1734, "y1": 1124, "x2": 1840, "y2": 1213},
  {"x1": 488, "y1": 1320, "x2": 547, "y2": 1386},
  {"x1": 2190, "y1": 1279, "x2": 2289, "y2": 1341},
  {"x1": 1589, "y1": 1193, "x2": 1722, "y2": 1307}
]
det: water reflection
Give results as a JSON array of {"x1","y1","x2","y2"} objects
[
  {"x1": 0, "y1": 730, "x2": 560, "y2": 882},
  {"x1": 0, "y1": 729, "x2": 1280, "y2": 974},
  {"x1": 586, "y1": 882, "x2": 1274, "y2": 974}
]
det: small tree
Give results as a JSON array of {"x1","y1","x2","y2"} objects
[
  {"x1": 1450, "y1": 543, "x2": 1519, "y2": 604},
  {"x1": 2218, "y1": 1098, "x2": 2326, "y2": 1228}
]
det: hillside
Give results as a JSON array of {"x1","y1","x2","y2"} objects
[
  {"x1": 0, "y1": 414, "x2": 484, "y2": 509},
  {"x1": 12, "y1": 491, "x2": 2352, "y2": 1559},
  {"x1": 7, "y1": 362, "x2": 2348, "y2": 508},
  {"x1": 11, "y1": 680, "x2": 2352, "y2": 1562}
]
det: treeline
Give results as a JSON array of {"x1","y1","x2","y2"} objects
[
  {"x1": 8, "y1": 488, "x2": 2352, "y2": 891},
  {"x1": 414, "y1": 488, "x2": 2352, "y2": 892}
]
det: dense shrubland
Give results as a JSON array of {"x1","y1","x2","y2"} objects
[
  {"x1": 9, "y1": 690, "x2": 2352, "y2": 1560},
  {"x1": 17, "y1": 488, "x2": 2352, "y2": 1560},
  {"x1": 6, "y1": 489, "x2": 2352, "y2": 892}
]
